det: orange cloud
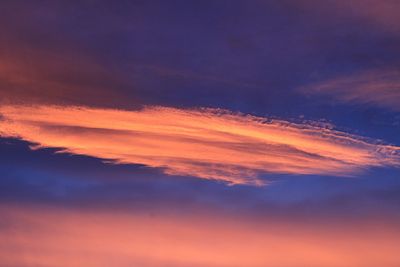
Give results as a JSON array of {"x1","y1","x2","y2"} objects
[
  {"x1": 1, "y1": 104, "x2": 399, "y2": 185},
  {"x1": 1, "y1": 205, "x2": 400, "y2": 267},
  {"x1": 301, "y1": 70, "x2": 400, "y2": 112}
]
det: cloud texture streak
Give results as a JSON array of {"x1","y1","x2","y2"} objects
[
  {"x1": 302, "y1": 70, "x2": 400, "y2": 112},
  {"x1": 1, "y1": 104, "x2": 399, "y2": 185}
]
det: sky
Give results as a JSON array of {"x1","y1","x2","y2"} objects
[{"x1": 1, "y1": 1, "x2": 400, "y2": 266}]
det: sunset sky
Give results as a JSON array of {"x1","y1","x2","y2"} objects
[{"x1": 1, "y1": 1, "x2": 400, "y2": 266}]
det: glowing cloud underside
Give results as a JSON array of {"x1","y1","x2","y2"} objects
[
  {"x1": 1, "y1": 105, "x2": 399, "y2": 185},
  {"x1": 1, "y1": 205, "x2": 400, "y2": 267}
]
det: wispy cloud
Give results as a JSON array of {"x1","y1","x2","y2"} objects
[
  {"x1": 1, "y1": 104, "x2": 399, "y2": 185},
  {"x1": 0, "y1": 45, "x2": 137, "y2": 108},
  {"x1": 301, "y1": 70, "x2": 400, "y2": 111},
  {"x1": 296, "y1": 0, "x2": 400, "y2": 32},
  {"x1": 332, "y1": 0, "x2": 400, "y2": 32}
]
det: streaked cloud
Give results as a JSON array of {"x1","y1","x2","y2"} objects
[
  {"x1": 0, "y1": 40, "x2": 137, "y2": 108},
  {"x1": 301, "y1": 70, "x2": 400, "y2": 111},
  {"x1": 330, "y1": 0, "x2": 400, "y2": 32},
  {"x1": 1, "y1": 104, "x2": 399, "y2": 185},
  {"x1": 296, "y1": 0, "x2": 400, "y2": 32},
  {"x1": 1, "y1": 205, "x2": 400, "y2": 267}
]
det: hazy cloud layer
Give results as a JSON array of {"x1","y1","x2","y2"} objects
[
  {"x1": 1, "y1": 205, "x2": 400, "y2": 267},
  {"x1": 308, "y1": 0, "x2": 400, "y2": 32},
  {"x1": 1, "y1": 105, "x2": 399, "y2": 185},
  {"x1": 302, "y1": 70, "x2": 400, "y2": 112}
]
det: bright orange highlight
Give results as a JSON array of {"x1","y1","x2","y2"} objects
[{"x1": 1, "y1": 104, "x2": 399, "y2": 184}]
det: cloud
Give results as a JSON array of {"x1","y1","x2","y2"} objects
[
  {"x1": 1, "y1": 205, "x2": 400, "y2": 267},
  {"x1": 301, "y1": 70, "x2": 400, "y2": 112},
  {"x1": 295, "y1": 0, "x2": 400, "y2": 32},
  {"x1": 1, "y1": 105, "x2": 400, "y2": 185},
  {"x1": 0, "y1": 4, "x2": 138, "y2": 109},
  {"x1": 0, "y1": 48, "x2": 139, "y2": 108},
  {"x1": 332, "y1": 0, "x2": 400, "y2": 32}
]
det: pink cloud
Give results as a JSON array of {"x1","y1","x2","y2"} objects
[
  {"x1": 301, "y1": 70, "x2": 400, "y2": 111},
  {"x1": 1, "y1": 205, "x2": 400, "y2": 267},
  {"x1": 1, "y1": 104, "x2": 399, "y2": 185}
]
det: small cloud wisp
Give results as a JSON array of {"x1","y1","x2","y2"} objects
[{"x1": 301, "y1": 70, "x2": 400, "y2": 112}]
